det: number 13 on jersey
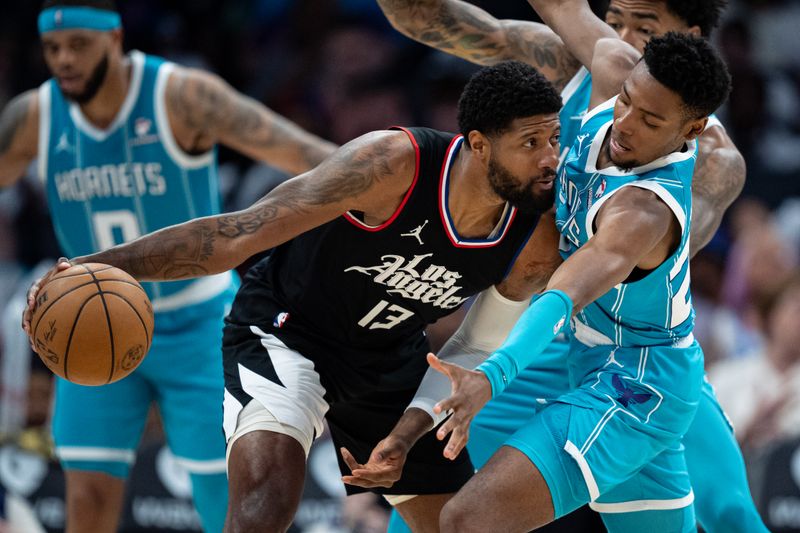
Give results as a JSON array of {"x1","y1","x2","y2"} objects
[{"x1": 358, "y1": 300, "x2": 414, "y2": 330}]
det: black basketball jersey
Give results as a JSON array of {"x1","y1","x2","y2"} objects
[{"x1": 228, "y1": 127, "x2": 539, "y2": 394}]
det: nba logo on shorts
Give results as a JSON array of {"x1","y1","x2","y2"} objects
[{"x1": 273, "y1": 312, "x2": 290, "y2": 328}]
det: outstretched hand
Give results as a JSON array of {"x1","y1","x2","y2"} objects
[
  {"x1": 21, "y1": 257, "x2": 73, "y2": 343},
  {"x1": 340, "y1": 436, "x2": 410, "y2": 489},
  {"x1": 427, "y1": 352, "x2": 492, "y2": 460}
]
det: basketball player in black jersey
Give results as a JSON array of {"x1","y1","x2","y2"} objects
[{"x1": 25, "y1": 61, "x2": 564, "y2": 532}]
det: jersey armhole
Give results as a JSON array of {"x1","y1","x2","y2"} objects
[
  {"x1": 154, "y1": 63, "x2": 214, "y2": 169},
  {"x1": 342, "y1": 126, "x2": 421, "y2": 232},
  {"x1": 584, "y1": 180, "x2": 687, "y2": 240},
  {"x1": 37, "y1": 82, "x2": 52, "y2": 184}
]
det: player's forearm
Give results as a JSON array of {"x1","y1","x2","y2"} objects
[
  {"x1": 71, "y1": 216, "x2": 247, "y2": 281},
  {"x1": 527, "y1": 0, "x2": 618, "y2": 70},
  {"x1": 689, "y1": 146, "x2": 746, "y2": 257},
  {"x1": 230, "y1": 103, "x2": 338, "y2": 175},
  {"x1": 386, "y1": 408, "x2": 436, "y2": 449},
  {"x1": 378, "y1": 0, "x2": 579, "y2": 88}
]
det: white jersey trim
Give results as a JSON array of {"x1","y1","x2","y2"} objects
[
  {"x1": 560, "y1": 67, "x2": 589, "y2": 104},
  {"x1": 56, "y1": 446, "x2": 136, "y2": 464},
  {"x1": 154, "y1": 63, "x2": 215, "y2": 169},
  {"x1": 584, "y1": 117, "x2": 697, "y2": 177},
  {"x1": 68, "y1": 50, "x2": 145, "y2": 142},
  {"x1": 589, "y1": 490, "x2": 695, "y2": 513},
  {"x1": 584, "y1": 180, "x2": 686, "y2": 240},
  {"x1": 37, "y1": 82, "x2": 52, "y2": 184},
  {"x1": 150, "y1": 271, "x2": 232, "y2": 313},
  {"x1": 704, "y1": 115, "x2": 723, "y2": 131},
  {"x1": 581, "y1": 95, "x2": 617, "y2": 128}
]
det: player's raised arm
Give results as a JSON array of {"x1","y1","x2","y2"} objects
[
  {"x1": 377, "y1": 0, "x2": 580, "y2": 90},
  {"x1": 166, "y1": 67, "x2": 337, "y2": 175},
  {"x1": 690, "y1": 125, "x2": 746, "y2": 257},
  {"x1": 0, "y1": 90, "x2": 39, "y2": 187},
  {"x1": 527, "y1": 0, "x2": 639, "y2": 105},
  {"x1": 58, "y1": 130, "x2": 414, "y2": 281}
]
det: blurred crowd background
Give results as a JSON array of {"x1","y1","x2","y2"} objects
[{"x1": 0, "y1": 0, "x2": 798, "y2": 532}]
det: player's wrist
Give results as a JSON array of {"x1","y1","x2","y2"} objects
[{"x1": 391, "y1": 407, "x2": 435, "y2": 446}]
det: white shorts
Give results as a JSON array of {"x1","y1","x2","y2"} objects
[{"x1": 223, "y1": 327, "x2": 328, "y2": 459}]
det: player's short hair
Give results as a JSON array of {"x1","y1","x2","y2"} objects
[
  {"x1": 642, "y1": 32, "x2": 731, "y2": 119},
  {"x1": 41, "y1": 0, "x2": 117, "y2": 12},
  {"x1": 457, "y1": 61, "x2": 561, "y2": 148},
  {"x1": 665, "y1": 0, "x2": 727, "y2": 37}
]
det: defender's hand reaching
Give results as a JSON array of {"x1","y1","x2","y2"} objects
[{"x1": 427, "y1": 352, "x2": 492, "y2": 460}]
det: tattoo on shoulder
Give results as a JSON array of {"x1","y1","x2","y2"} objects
[{"x1": 0, "y1": 92, "x2": 33, "y2": 154}]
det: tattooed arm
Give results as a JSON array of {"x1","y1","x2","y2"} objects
[
  {"x1": 67, "y1": 130, "x2": 415, "y2": 281},
  {"x1": 0, "y1": 90, "x2": 39, "y2": 187},
  {"x1": 377, "y1": 0, "x2": 580, "y2": 91},
  {"x1": 166, "y1": 67, "x2": 337, "y2": 175},
  {"x1": 689, "y1": 125, "x2": 746, "y2": 258}
]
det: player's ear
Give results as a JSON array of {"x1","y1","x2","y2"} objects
[
  {"x1": 687, "y1": 26, "x2": 702, "y2": 38},
  {"x1": 684, "y1": 117, "x2": 707, "y2": 141},
  {"x1": 467, "y1": 130, "x2": 491, "y2": 163}
]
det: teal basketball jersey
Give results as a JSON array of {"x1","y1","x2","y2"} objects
[
  {"x1": 558, "y1": 67, "x2": 592, "y2": 163},
  {"x1": 555, "y1": 97, "x2": 697, "y2": 346},
  {"x1": 38, "y1": 51, "x2": 232, "y2": 312}
]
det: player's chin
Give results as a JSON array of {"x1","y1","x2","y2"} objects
[{"x1": 610, "y1": 153, "x2": 642, "y2": 171}]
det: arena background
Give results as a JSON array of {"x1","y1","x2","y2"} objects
[{"x1": 0, "y1": 1, "x2": 798, "y2": 531}]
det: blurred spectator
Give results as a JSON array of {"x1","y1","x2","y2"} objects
[{"x1": 711, "y1": 270, "x2": 800, "y2": 451}]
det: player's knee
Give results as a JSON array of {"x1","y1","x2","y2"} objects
[
  {"x1": 439, "y1": 496, "x2": 478, "y2": 533},
  {"x1": 227, "y1": 498, "x2": 294, "y2": 533},
  {"x1": 66, "y1": 472, "x2": 123, "y2": 513}
]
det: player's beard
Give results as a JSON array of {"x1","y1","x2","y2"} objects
[
  {"x1": 62, "y1": 54, "x2": 109, "y2": 104},
  {"x1": 488, "y1": 156, "x2": 555, "y2": 213},
  {"x1": 605, "y1": 142, "x2": 638, "y2": 173}
]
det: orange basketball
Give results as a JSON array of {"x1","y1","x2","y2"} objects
[{"x1": 30, "y1": 263, "x2": 154, "y2": 386}]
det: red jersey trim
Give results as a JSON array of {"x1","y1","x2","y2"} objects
[{"x1": 343, "y1": 127, "x2": 421, "y2": 232}]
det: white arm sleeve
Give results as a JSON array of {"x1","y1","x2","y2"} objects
[{"x1": 407, "y1": 285, "x2": 530, "y2": 426}]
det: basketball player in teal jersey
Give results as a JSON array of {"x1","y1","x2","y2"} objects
[
  {"x1": 376, "y1": 1, "x2": 765, "y2": 531},
  {"x1": 3, "y1": 1, "x2": 335, "y2": 531},
  {"x1": 416, "y1": 21, "x2": 731, "y2": 531}
]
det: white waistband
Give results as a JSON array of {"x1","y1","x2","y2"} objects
[
  {"x1": 151, "y1": 271, "x2": 232, "y2": 313},
  {"x1": 572, "y1": 318, "x2": 614, "y2": 347},
  {"x1": 572, "y1": 318, "x2": 695, "y2": 348}
]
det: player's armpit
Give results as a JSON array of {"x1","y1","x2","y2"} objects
[
  {"x1": 546, "y1": 187, "x2": 677, "y2": 311},
  {"x1": 377, "y1": 0, "x2": 579, "y2": 90},
  {"x1": 165, "y1": 68, "x2": 337, "y2": 175},
  {"x1": 69, "y1": 130, "x2": 417, "y2": 282},
  {"x1": 0, "y1": 90, "x2": 39, "y2": 187},
  {"x1": 690, "y1": 127, "x2": 745, "y2": 257}
]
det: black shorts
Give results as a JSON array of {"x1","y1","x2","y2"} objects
[{"x1": 222, "y1": 320, "x2": 474, "y2": 496}]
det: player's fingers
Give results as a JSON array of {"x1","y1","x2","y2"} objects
[
  {"x1": 444, "y1": 425, "x2": 469, "y2": 460},
  {"x1": 56, "y1": 257, "x2": 72, "y2": 271},
  {"x1": 350, "y1": 466, "x2": 400, "y2": 484},
  {"x1": 340, "y1": 447, "x2": 362, "y2": 473},
  {"x1": 426, "y1": 352, "x2": 447, "y2": 375},
  {"x1": 341, "y1": 475, "x2": 379, "y2": 488},
  {"x1": 436, "y1": 416, "x2": 457, "y2": 442}
]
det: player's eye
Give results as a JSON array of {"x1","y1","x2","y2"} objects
[
  {"x1": 524, "y1": 138, "x2": 537, "y2": 148},
  {"x1": 640, "y1": 27, "x2": 655, "y2": 36}
]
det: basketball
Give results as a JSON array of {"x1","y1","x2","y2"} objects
[{"x1": 30, "y1": 263, "x2": 154, "y2": 386}]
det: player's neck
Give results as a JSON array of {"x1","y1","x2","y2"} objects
[
  {"x1": 447, "y1": 149, "x2": 507, "y2": 238},
  {"x1": 78, "y1": 56, "x2": 131, "y2": 130}
]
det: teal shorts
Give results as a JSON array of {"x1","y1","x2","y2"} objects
[
  {"x1": 52, "y1": 282, "x2": 236, "y2": 478},
  {"x1": 505, "y1": 337, "x2": 703, "y2": 518}
]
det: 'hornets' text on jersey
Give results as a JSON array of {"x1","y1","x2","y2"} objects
[{"x1": 39, "y1": 51, "x2": 232, "y2": 311}]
